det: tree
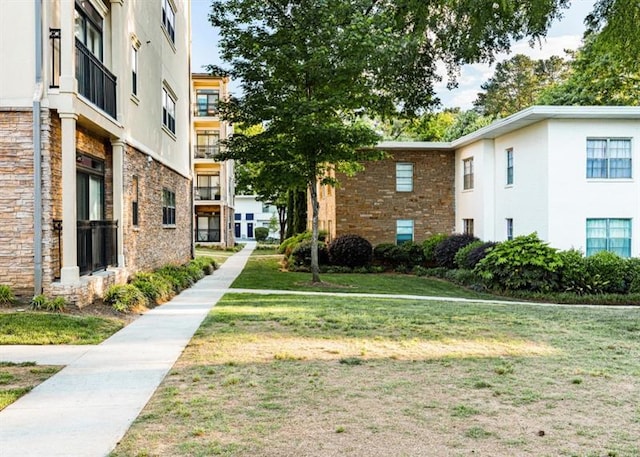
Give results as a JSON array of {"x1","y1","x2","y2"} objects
[
  {"x1": 210, "y1": 0, "x2": 569, "y2": 283},
  {"x1": 474, "y1": 54, "x2": 570, "y2": 117},
  {"x1": 442, "y1": 110, "x2": 494, "y2": 141}
]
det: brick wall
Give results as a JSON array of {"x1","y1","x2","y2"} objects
[{"x1": 332, "y1": 150, "x2": 455, "y2": 246}]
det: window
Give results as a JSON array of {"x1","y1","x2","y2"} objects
[
  {"x1": 463, "y1": 158, "x2": 474, "y2": 190},
  {"x1": 396, "y1": 162, "x2": 413, "y2": 192},
  {"x1": 463, "y1": 219, "x2": 474, "y2": 236},
  {"x1": 162, "y1": 87, "x2": 176, "y2": 134},
  {"x1": 396, "y1": 220, "x2": 413, "y2": 245},
  {"x1": 131, "y1": 46, "x2": 138, "y2": 96},
  {"x1": 76, "y1": 153, "x2": 104, "y2": 221},
  {"x1": 246, "y1": 213, "x2": 254, "y2": 221},
  {"x1": 75, "y1": 0, "x2": 103, "y2": 59},
  {"x1": 234, "y1": 213, "x2": 241, "y2": 221},
  {"x1": 506, "y1": 218, "x2": 513, "y2": 241},
  {"x1": 586, "y1": 219, "x2": 631, "y2": 258},
  {"x1": 162, "y1": 0, "x2": 175, "y2": 43},
  {"x1": 587, "y1": 138, "x2": 632, "y2": 179},
  {"x1": 132, "y1": 176, "x2": 139, "y2": 226},
  {"x1": 506, "y1": 149, "x2": 514, "y2": 185},
  {"x1": 195, "y1": 131, "x2": 220, "y2": 158},
  {"x1": 195, "y1": 89, "x2": 220, "y2": 116},
  {"x1": 162, "y1": 188, "x2": 176, "y2": 225},
  {"x1": 195, "y1": 175, "x2": 220, "y2": 200}
]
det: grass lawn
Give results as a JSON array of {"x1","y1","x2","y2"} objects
[
  {"x1": 0, "y1": 362, "x2": 62, "y2": 410},
  {"x1": 195, "y1": 247, "x2": 239, "y2": 266},
  {"x1": 231, "y1": 254, "x2": 501, "y2": 300},
  {"x1": 0, "y1": 313, "x2": 123, "y2": 345},
  {"x1": 112, "y1": 293, "x2": 640, "y2": 457}
]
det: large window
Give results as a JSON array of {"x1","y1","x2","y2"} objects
[
  {"x1": 506, "y1": 149, "x2": 514, "y2": 185},
  {"x1": 195, "y1": 174, "x2": 220, "y2": 200},
  {"x1": 195, "y1": 89, "x2": 220, "y2": 116},
  {"x1": 162, "y1": 87, "x2": 176, "y2": 134},
  {"x1": 463, "y1": 158, "x2": 474, "y2": 190},
  {"x1": 587, "y1": 138, "x2": 632, "y2": 179},
  {"x1": 162, "y1": 188, "x2": 176, "y2": 226},
  {"x1": 76, "y1": 153, "x2": 104, "y2": 221},
  {"x1": 463, "y1": 218, "x2": 474, "y2": 236},
  {"x1": 195, "y1": 131, "x2": 220, "y2": 158},
  {"x1": 162, "y1": 0, "x2": 175, "y2": 44},
  {"x1": 586, "y1": 218, "x2": 631, "y2": 258},
  {"x1": 75, "y1": 0, "x2": 103, "y2": 59},
  {"x1": 396, "y1": 219, "x2": 413, "y2": 245},
  {"x1": 396, "y1": 162, "x2": 413, "y2": 192}
]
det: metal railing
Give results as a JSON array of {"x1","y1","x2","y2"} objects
[
  {"x1": 194, "y1": 186, "x2": 221, "y2": 201},
  {"x1": 195, "y1": 229, "x2": 221, "y2": 242},
  {"x1": 77, "y1": 220, "x2": 118, "y2": 276},
  {"x1": 49, "y1": 28, "x2": 61, "y2": 88},
  {"x1": 193, "y1": 103, "x2": 218, "y2": 117},
  {"x1": 194, "y1": 145, "x2": 221, "y2": 159},
  {"x1": 75, "y1": 39, "x2": 117, "y2": 119}
]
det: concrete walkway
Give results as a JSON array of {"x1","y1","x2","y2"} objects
[{"x1": 0, "y1": 242, "x2": 255, "y2": 457}]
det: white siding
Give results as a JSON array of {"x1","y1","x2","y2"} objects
[{"x1": 0, "y1": 1, "x2": 35, "y2": 106}]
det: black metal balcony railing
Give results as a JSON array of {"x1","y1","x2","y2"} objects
[
  {"x1": 195, "y1": 229, "x2": 221, "y2": 242},
  {"x1": 76, "y1": 39, "x2": 117, "y2": 119},
  {"x1": 193, "y1": 103, "x2": 218, "y2": 117},
  {"x1": 194, "y1": 186, "x2": 221, "y2": 201},
  {"x1": 194, "y1": 145, "x2": 220, "y2": 159},
  {"x1": 77, "y1": 220, "x2": 118, "y2": 276},
  {"x1": 49, "y1": 28, "x2": 61, "y2": 88}
]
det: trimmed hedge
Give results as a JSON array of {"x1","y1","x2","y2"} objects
[
  {"x1": 328, "y1": 234, "x2": 373, "y2": 267},
  {"x1": 433, "y1": 234, "x2": 479, "y2": 269},
  {"x1": 290, "y1": 240, "x2": 330, "y2": 268}
]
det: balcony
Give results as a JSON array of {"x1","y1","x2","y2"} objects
[
  {"x1": 195, "y1": 229, "x2": 221, "y2": 243},
  {"x1": 193, "y1": 102, "x2": 218, "y2": 117},
  {"x1": 194, "y1": 145, "x2": 221, "y2": 160},
  {"x1": 75, "y1": 39, "x2": 117, "y2": 119},
  {"x1": 195, "y1": 186, "x2": 221, "y2": 201},
  {"x1": 77, "y1": 220, "x2": 118, "y2": 276}
]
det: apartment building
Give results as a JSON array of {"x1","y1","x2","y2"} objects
[
  {"x1": 318, "y1": 106, "x2": 640, "y2": 257},
  {"x1": 0, "y1": 0, "x2": 192, "y2": 305},
  {"x1": 234, "y1": 195, "x2": 279, "y2": 240},
  {"x1": 192, "y1": 73, "x2": 235, "y2": 247}
]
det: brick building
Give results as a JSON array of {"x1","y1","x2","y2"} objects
[{"x1": 0, "y1": 0, "x2": 192, "y2": 305}]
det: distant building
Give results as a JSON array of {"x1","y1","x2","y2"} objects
[
  {"x1": 317, "y1": 106, "x2": 640, "y2": 257},
  {"x1": 234, "y1": 195, "x2": 279, "y2": 240},
  {"x1": 191, "y1": 73, "x2": 235, "y2": 247},
  {"x1": 0, "y1": 0, "x2": 192, "y2": 305}
]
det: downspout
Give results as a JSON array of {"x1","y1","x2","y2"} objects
[{"x1": 33, "y1": 0, "x2": 44, "y2": 295}]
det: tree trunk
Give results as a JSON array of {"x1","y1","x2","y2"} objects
[
  {"x1": 277, "y1": 205, "x2": 287, "y2": 244},
  {"x1": 308, "y1": 179, "x2": 321, "y2": 283},
  {"x1": 293, "y1": 189, "x2": 307, "y2": 234},
  {"x1": 285, "y1": 190, "x2": 295, "y2": 239}
]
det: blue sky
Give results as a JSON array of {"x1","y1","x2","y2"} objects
[{"x1": 190, "y1": 0, "x2": 597, "y2": 109}]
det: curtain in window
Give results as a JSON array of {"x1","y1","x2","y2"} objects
[
  {"x1": 608, "y1": 140, "x2": 632, "y2": 178},
  {"x1": 608, "y1": 219, "x2": 631, "y2": 257},
  {"x1": 586, "y1": 139, "x2": 608, "y2": 178},
  {"x1": 396, "y1": 220, "x2": 413, "y2": 245}
]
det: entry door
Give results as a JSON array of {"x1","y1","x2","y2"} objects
[
  {"x1": 234, "y1": 223, "x2": 241, "y2": 238},
  {"x1": 247, "y1": 223, "x2": 254, "y2": 239}
]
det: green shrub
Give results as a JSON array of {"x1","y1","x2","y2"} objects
[
  {"x1": 454, "y1": 240, "x2": 484, "y2": 269},
  {"x1": 104, "y1": 284, "x2": 146, "y2": 313},
  {"x1": 190, "y1": 257, "x2": 217, "y2": 275},
  {"x1": 30, "y1": 294, "x2": 49, "y2": 310},
  {"x1": 626, "y1": 257, "x2": 640, "y2": 293},
  {"x1": 445, "y1": 269, "x2": 484, "y2": 288},
  {"x1": 558, "y1": 249, "x2": 591, "y2": 294},
  {"x1": 328, "y1": 234, "x2": 373, "y2": 267},
  {"x1": 0, "y1": 285, "x2": 16, "y2": 305},
  {"x1": 399, "y1": 242, "x2": 426, "y2": 267},
  {"x1": 433, "y1": 234, "x2": 480, "y2": 269},
  {"x1": 130, "y1": 272, "x2": 174, "y2": 306},
  {"x1": 290, "y1": 240, "x2": 329, "y2": 268},
  {"x1": 423, "y1": 267, "x2": 449, "y2": 278},
  {"x1": 475, "y1": 233, "x2": 562, "y2": 292},
  {"x1": 254, "y1": 227, "x2": 269, "y2": 241},
  {"x1": 156, "y1": 265, "x2": 194, "y2": 292},
  {"x1": 185, "y1": 262, "x2": 205, "y2": 282},
  {"x1": 585, "y1": 251, "x2": 628, "y2": 294},
  {"x1": 422, "y1": 234, "x2": 448, "y2": 267},
  {"x1": 45, "y1": 297, "x2": 67, "y2": 312},
  {"x1": 465, "y1": 241, "x2": 498, "y2": 270},
  {"x1": 373, "y1": 243, "x2": 403, "y2": 267}
]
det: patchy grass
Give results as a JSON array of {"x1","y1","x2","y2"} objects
[
  {"x1": 195, "y1": 247, "x2": 238, "y2": 266},
  {"x1": 112, "y1": 294, "x2": 640, "y2": 457},
  {"x1": 0, "y1": 313, "x2": 123, "y2": 344},
  {"x1": 0, "y1": 362, "x2": 62, "y2": 410},
  {"x1": 232, "y1": 255, "x2": 501, "y2": 300}
]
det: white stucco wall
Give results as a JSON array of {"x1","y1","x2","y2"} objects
[
  {"x1": 547, "y1": 119, "x2": 640, "y2": 255},
  {"x1": 234, "y1": 195, "x2": 279, "y2": 240}
]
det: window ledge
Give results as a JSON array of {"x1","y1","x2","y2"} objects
[
  {"x1": 461, "y1": 188, "x2": 474, "y2": 193},
  {"x1": 163, "y1": 224, "x2": 177, "y2": 229},
  {"x1": 162, "y1": 125, "x2": 177, "y2": 141},
  {"x1": 161, "y1": 25, "x2": 177, "y2": 52},
  {"x1": 505, "y1": 184, "x2": 514, "y2": 189},
  {"x1": 130, "y1": 93, "x2": 140, "y2": 105},
  {"x1": 586, "y1": 178, "x2": 633, "y2": 183}
]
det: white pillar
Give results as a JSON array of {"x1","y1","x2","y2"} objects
[
  {"x1": 110, "y1": 0, "x2": 125, "y2": 122},
  {"x1": 59, "y1": 113, "x2": 79, "y2": 283},
  {"x1": 59, "y1": 0, "x2": 76, "y2": 94},
  {"x1": 112, "y1": 140, "x2": 126, "y2": 267}
]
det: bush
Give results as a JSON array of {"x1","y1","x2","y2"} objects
[
  {"x1": 399, "y1": 242, "x2": 426, "y2": 268},
  {"x1": 0, "y1": 285, "x2": 15, "y2": 305},
  {"x1": 29, "y1": 294, "x2": 67, "y2": 312},
  {"x1": 104, "y1": 284, "x2": 146, "y2": 313},
  {"x1": 585, "y1": 251, "x2": 628, "y2": 294},
  {"x1": 290, "y1": 240, "x2": 329, "y2": 268},
  {"x1": 130, "y1": 272, "x2": 174, "y2": 306},
  {"x1": 373, "y1": 243, "x2": 403, "y2": 267},
  {"x1": 445, "y1": 269, "x2": 484, "y2": 288},
  {"x1": 626, "y1": 257, "x2": 640, "y2": 294},
  {"x1": 185, "y1": 262, "x2": 205, "y2": 283},
  {"x1": 254, "y1": 227, "x2": 269, "y2": 242},
  {"x1": 155, "y1": 265, "x2": 194, "y2": 292},
  {"x1": 454, "y1": 240, "x2": 484, "y2": 269},
  {"x1": 475, "y1": 233, "x2": 562, "y2": 292},
  {"x1": 30, "y1": 294, "x2": 49, "y2": 310},
  {"x1": 191, "y1": 257, "x2": 217, "y2": 275},
  {"x1": 433, "y1": 234, "x2": 479, "y2": 269},
  {"x1": 422, "y1": 234, "x2": 448, "y2": 267},
  {"x1": 557, "y1": 249, "x2": 591, "y2": 294},
  {"x1": 328, "y1": 234, "x2": 373, "y2": 268},
  {"x1": 464, "y1": 242, "x2": 498, "y2": 270}
]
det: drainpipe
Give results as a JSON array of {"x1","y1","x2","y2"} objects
[{"x1": 33, "y1": 0, "x2": 44, "y2": 295}]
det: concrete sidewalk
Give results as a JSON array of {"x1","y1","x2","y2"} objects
[{"x1": 0, "y1": 243, "x2": 255, "y2": 457}]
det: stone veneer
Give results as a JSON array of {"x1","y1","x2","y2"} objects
[{"x1": 321, "y1": 150, "x2": 455, "y2": 246}]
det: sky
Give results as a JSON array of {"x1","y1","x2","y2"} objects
[{"x1": 190, "y1": 0, "x2": 597, "y2": 109}]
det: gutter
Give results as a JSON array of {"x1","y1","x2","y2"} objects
[{"x1": 33, "y1": 0, "x2": 43, "y2": 295}]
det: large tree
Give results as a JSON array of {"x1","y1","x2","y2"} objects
[{"x1": 210, "y1": 0, "x2": 568, "y2": 282}]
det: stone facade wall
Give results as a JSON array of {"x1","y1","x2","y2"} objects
[
  {"x1": 123, "y1": 146, "x2": 192, "y2": 273},
  {"x1": 332, "y1": 150, "x2": 455, "y2": 246},
  {"x1": 0, "y1": 109, "x2": 35, "y2": 296}
]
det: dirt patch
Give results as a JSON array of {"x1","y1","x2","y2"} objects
[{"x1": 0, "y1": 300, "x2": 141, "y2": 326}]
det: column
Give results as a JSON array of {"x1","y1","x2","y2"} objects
[
  {"x1": 110, "y1": 0, "x2": 125, "y2": 121},
  {"x1": 112, "y1": 140, "x2": 126, "y2": 267},
  {"x1": 59, "y1": 0, "x2": 76, "y2": 94},
  {"x1": 59, "y1": 113, "x2": 79, "y2": 283}
]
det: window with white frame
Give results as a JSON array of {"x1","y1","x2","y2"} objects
[
  {"x1": 586, "y1": 138, "x2": 632, "y2": 179},
  {"x1": 162, "y1": 87, "x2": 176, "y2": 134},
  {"x1": 162, "y1": 0, "x2": 175, "y2": 44},
  {"x1": 131, "y1": 46, "x2": 138, "y2": 96},
  {"x1": 396, "y1": 162, "x2": 413, "y2": 192},
  {"x1": 506, "y1": 218, "x2": 513, "y2": 241},
  {"x1": 396, "y1": 219, "x2": 413, "y2": 245},
  {"x1": 506, "y1": 148, "x2": 514, "y2": 185},
  {"x1": 463, "y1": 218, "x2": 474, "y2": 236},
  {"x1": 463, "y1": 157, "x2": 474, "y2": 190},
  {"x1": 74, "y1": 0, "x2": 103, "y2": 60},
  {"x1": 162, "y1": 188, "x2": 176, "y2": 226},
  {"x1": 586, "y1": 218, "x2": 631, "y2": 258}
]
